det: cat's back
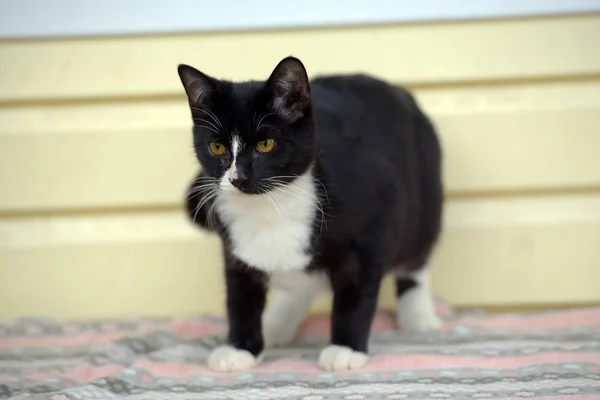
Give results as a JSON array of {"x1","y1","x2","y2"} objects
[
  {"x1": 310, "y1": 73, "x2": 435, "y2": 177},
  {"x1": 309, "y1": 73, "x2": 442, "y2": 243},
  {"x1": 311, "y1": 73, "x2": 419, "y2": 116},
  {"x1": 310, "y1": 74, "x2": 425, "y2": 147}
]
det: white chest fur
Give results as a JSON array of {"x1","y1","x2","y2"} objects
[{"x1": 217, "y1": 172, "x2": 318, "y2": 273}]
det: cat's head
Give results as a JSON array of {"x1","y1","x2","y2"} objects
[{"x1": 178, "y1": 56, "x2": 315, "y2": 196}]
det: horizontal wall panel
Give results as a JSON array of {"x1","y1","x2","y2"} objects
[
  {"x1": 1, "y1": 16, "x2": 599, "y2": 101},
  {"x1": 1, "y1": 195, "x2": 599, "y2": 320},
  {"x1": 1, "y1": 82, "x2": 599, "y2": 212},
  {"x1": 0, "y1": 130, "x2": 198, "y2": 212}
]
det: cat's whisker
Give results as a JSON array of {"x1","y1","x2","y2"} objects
[
  {"x1": 206, "y1": 192, "x2": 223, "y2": 230},
  {"x1": 192, "y1": 188, "x2": 220, "y2": 223},
  {"x1": 266, "y1": 186, "x2": 284, "y2": 201},
  {"x1": 208, "y1": 110, "x2": 224, "y2": 128},
  {"x1": 270, "y1": 191, "x2": 287, "y2": 219},
  {"x1": 263, "y1": 175, "x2": 299, "y2": 179},
  {"x1": 256, "y1": 112, "x2": 277, "y2": 131},
  {"x1": 268, "y1": 179, "x2": 324, "y2": 205},
  {"x1": 191, "y1": 192, "x2": 212, "y2": 222},
  {"x1": 268, "y1": 177, "x2": 330, "y2": 212},
  {"x1": 188, "y1": 182, "x2": 218, "y2": 191},
  {"x1": 312, "y1": 178, "x2": 330, "y2": 205},
  {"x1": 193, "y1": 125, "x2": 220, "y2": 135},
  {"x1": 191, "y1": 178, "x2": 218, "y2": 185},
  {"x1": 192, "y1": 119, "x2": 220, "y2": 134},
  {"x1": 264, "y1": 175, "x2": 329, "y2": 203},
  {"x1": 260, "y1": 124, "x2": 281, "y2": 134},
  {"x1": 264, "y1": 175, "x2": 329, "y2": 201},
  {"x1": 266, "y1": 181, "x2": 329, "y2": 232},
  {"x1": 191, "y1": 107, "x2": 223, "y2": 128},
  {"x1": 205, "y1": 197, "x2": 215, "y2": 229},
  {"x1": 187, "y1": 183, "x2": 218, "y2": 198},
  {"x1": 261, "y1": 188, "x2": 283, "y2": 219},
  {"x1": 272, "y1": 198, "x2": 285, "y2": 220},
  {"x1": 187, "y1": 189, "x2": 211, "y2": 199},
  {"x1": 281, "y1": 181, "x2": 329, "y2": 230},
  {"x1": 191, "y1": 174, "x2": 218, "y2": 181},
  {"x1": 201, "y1": 191, "x2": 220, "y2": 222}
]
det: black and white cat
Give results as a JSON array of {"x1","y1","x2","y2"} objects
[{"x1": 178, "y1": 56, "x2": 443, "y2": 372}]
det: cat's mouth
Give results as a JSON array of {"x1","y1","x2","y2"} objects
[
  {"x1": 223, "y1": 184, "x2": 261, "y2": 196},
  {"x1": 231, "y1": 186, "x2": 253, "y2": 195},
  {"x1": 224, "y1": 182, "x2": 283, "y2": 198}
]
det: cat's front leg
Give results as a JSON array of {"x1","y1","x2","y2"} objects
[
  {"x1": 319, "y1": 255, "x2": 383, "y2": 371},
  {"x1": 207, "y1": 257, "x2": 267, "y2": 372}
]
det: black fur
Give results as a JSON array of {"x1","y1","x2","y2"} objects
[
  {"x1": 395, "y1": 278, "x2": 418, "y2": 298},
  {"x1": 223, "y1": 253, "x2": 267, "y2": 356},
  {"x1": 179, "y1": 57, "x2": 443, "y2": 357}
]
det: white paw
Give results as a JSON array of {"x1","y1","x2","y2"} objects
[
  {"x1": 318, "y1": 345, "x2": 368, "y2": 371},
  {"x1": 397, "y1": 312, "x2": 442, "y2": 333},
  {"x1": 207, "y1": 345, "x2": 257, "y2": 372}
]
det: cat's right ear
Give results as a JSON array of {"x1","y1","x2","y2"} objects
[{"x1": 177, "y1": 64, "x2": 216, "y2": 108}]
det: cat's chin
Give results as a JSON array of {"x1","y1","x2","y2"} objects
[
  {"x1": 220, "y1": 186, "x2": 248, "y2": 196},
  {"x1": 222, "y1": 185, "x2": 271, "y2": 197},
  {"x1": 228, "y1": 188, "x2": 260, "y2": 197},
  {"x1": 222, "y1": 183, "x2": 269, "y2": 199}
]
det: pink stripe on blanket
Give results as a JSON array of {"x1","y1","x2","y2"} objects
[
  {"x1": 26, "y1": 365, "x2": 123, "y2": 382},
  {"x1": 4, "y1": 308, "x2": 597, "y2": 350},
  {"x1": 298, "y1": 313, "x2": 398, "y2": 336},
  {"x1": 0, "y1": 333, "x2": 136, "y2": 350},
  {"x1": 165, "y1": 319, "x2": 224, "y2": 339},
  {"x1": 451, "y1": 308, "x2": 600, "y2": 330},
  {"x1": 0, "y1": 321, "x2": 223, "y2": 350},
  {"x1": 298, "y1": 308, "x2": 600, "y2": 336}
]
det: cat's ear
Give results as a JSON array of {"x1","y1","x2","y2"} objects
[
  {"x1": 177, "y1": 64, "x2": 216, "y2": 108},
  {"x1": 266, "y1": 56, "x2": 311, "y2": 123}
]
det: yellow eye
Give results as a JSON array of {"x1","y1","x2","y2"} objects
[
  {"x1": 257, "y1": 139, "x2": 275, "y2": 153},
  {"x1": 209, "y1": 142, "x2": 226, "y2": 155}
]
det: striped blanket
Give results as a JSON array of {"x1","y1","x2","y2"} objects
[{"x1": 1, "y1": 304, "x2": 599, "y2": 399}]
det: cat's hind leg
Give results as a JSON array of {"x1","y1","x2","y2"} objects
[
  {"x1": 395, "y1": 266, "x2": 441, "y2": 332},
  {"x1": 262, "y1": 271, "x2": 328, "y2": 347},
  {"x1": 262, "y1": 290, "x2": 313, "y2": 347}
]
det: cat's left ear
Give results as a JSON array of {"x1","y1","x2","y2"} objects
[
  {"x1": 266, "y1": 56, "x2": 311, "y2": 123},
  {"x1": 177, "y1": 64, "x2": 217, "y2": 108}
]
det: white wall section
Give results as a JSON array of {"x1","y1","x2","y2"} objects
[{"x1": 1, "y1": 0, "x2": 600, "y2": 39}]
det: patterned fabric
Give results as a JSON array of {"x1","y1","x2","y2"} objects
[{"x1": 1, "y1": 304, "x2": 599, "y2": 399}]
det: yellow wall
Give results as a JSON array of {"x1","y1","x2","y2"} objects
[{"x1": 1, "y1": 15, "x2": 600, "y2": 320}]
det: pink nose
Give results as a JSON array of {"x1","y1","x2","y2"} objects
[{"x1": 229, "y1": 170, "x2": 248, "y2": 187}]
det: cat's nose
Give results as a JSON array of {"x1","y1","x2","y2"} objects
[{"x1": 229, "y1": 168, "x2": 249, "y2": 187}]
